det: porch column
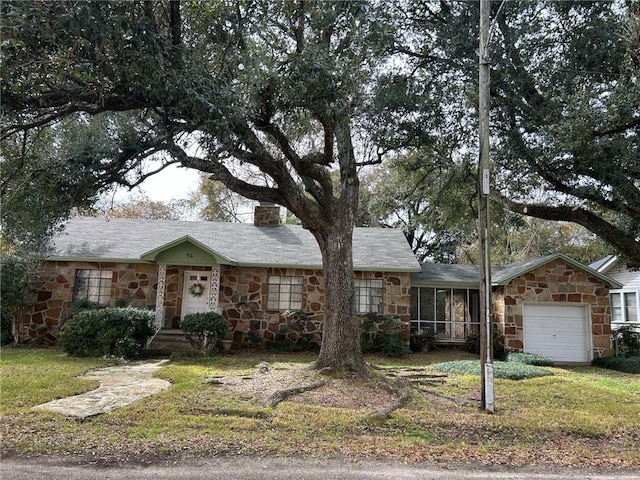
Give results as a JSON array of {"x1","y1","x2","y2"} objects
[
  {"x1": 155, "y1": 264, "x2": 167, "y2": 330},
  {"x1": 209, "y1": 265, "x2": 221, "y2": 313}
]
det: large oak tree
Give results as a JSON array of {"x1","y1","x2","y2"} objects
[{"x1": 1, "y1": 0, "x2": 397, "y2": 372}]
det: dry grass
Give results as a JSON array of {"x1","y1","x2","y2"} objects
[{"x1": 1, "y1": 347, "x2": 639, "y2": 468}]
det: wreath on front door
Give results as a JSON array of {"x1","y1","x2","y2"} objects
[{"x1": 189, "y1": 282, "x2": 206, "y2": 297}]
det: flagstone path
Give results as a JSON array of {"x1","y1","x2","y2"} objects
[{"x1": 33, "y1": 360, "x2": 171, "y2": 418}]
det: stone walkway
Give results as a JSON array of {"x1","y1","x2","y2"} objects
[{"x1": 33, "y1": 360, "x2": 171, "y2": 418}]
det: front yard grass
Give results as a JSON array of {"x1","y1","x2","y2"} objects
[
  {"x1": 1, "y1": 347, "x2": 639, "y2": 468},
  {"x1": 0, "y1": 348, "x2": 117, "y2": 414}
]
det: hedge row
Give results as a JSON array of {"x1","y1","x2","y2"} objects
[{"x1": 592, "y1": 356, "x2": 640, "y2": 374}]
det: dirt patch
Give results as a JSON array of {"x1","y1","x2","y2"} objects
[
  {"x1": 211, "y1": 363, "x2": 396, "y2": 410},
  {"x1": 289, "y1": 377, "x2": 396, "y2": 409}
]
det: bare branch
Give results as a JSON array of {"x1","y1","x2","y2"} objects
[
  {"x1": 124, "y1": 159, "x2": 181, "y2": 188},
  {"x1": 355, "y1": 159, "x2": 383, "y2": 168}
]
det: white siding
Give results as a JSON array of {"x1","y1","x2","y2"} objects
[{"x1": 607, "y1": 265, "x2": 640, "y2": 288}]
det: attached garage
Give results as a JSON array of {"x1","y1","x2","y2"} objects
[
  {"x1": 523, "y1": 303, "x2": 590, "y2": 363},
  {"x1": 413, "y1": 253, "x2": 621, "y2": 359}
]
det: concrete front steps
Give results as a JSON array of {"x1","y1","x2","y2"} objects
[{"x1": 144, "y1": 329, "x2": 197, "y2": 356}]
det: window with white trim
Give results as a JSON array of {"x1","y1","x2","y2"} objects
[
  {"x1": 267, "y1": 276, "x2": 303, "y2": 310},
  {"x1": 354, "y1": 278, "x2": 383, "y2": 313},
  {"x1": 611, "y1": 289, "x2": 639, "y2": 324},
  {"x1": 73, "y1": 269, "x2": 112, "y2": 305}
]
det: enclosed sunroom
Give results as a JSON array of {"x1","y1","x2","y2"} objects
[{"x1": 410, "y1": 264, "x2": 480, "y2": 343}]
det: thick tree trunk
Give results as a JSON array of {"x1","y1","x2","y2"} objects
[
  {"x1": 312, "y1": 220, "x2": 366, "y2": 374},
  {"x1": 309, "y1": 120, "x2": 366, "y2": 374}
]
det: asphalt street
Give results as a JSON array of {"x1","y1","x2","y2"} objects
[{"x1": 1, "y1": 456, "x2": 638, "y2": 480}]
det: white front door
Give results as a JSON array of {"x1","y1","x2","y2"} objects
[{"x1": 181, "y1": 271, "x2": 211, "y2": 319}]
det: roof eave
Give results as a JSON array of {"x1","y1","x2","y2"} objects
[
  {"x1": 355, "y1": 266, "x2": 421, "y2": 273},
  {"x1": 43, "y1": 256, "x2": 419, "y2": 273},
  {"x1": 412, "y1": 279, "x2": 479, "y2": 288},
  {"x1": 45, "y1": 255, "x2": 154, "y2": 264},
  {"x1": 232, "y1": 262, "x2": 420, "y2": 272},
  {"x1": 493, "y1": 253, "x2": 624, "y2": 289}
]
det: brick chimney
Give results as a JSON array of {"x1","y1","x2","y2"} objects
[{"x1": 253, "y1": 203, "x2": 281, "y2": 226}]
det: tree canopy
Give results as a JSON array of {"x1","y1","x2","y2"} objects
[
  {"x1": 190, "y1": 173, "x2": 255, "y2": 223},
  {"x1": 0, "y1": 114, "x2": 133, "y2": 248},
  {"x1": 382, "y1": 0, "x2": 639, "y2": 265},
  {"x1": 4, "y1": 1, "x2": 637, "y2": 264},
  {"x1": 360, "y1": 149, "x2": 611, "y2": 266},
  {"x1": 98, "y1": 193, "x2": 191, "y2": 220},
  {"x1": 359, "y1": 150, "x2": 475, "y2": 264}
]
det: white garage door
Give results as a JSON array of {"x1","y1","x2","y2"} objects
[{"x1": 523, "y1": 304, "x2": 590, "y2": 362}]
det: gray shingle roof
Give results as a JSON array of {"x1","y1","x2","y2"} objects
[
  {"x1": 411, "y1": 263, "x2": 479, "y2": 286},
  {"x1": 412, "y1": 253, "x2": 622, "y2": 288},
  {"x1": 46, "y1": 217, "x2": 420, "y2": 272}
]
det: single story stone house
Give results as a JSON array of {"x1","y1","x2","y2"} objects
[
  {"x1": 20, "y1": 206, "x2": 620, "y2": 362},
  {"x1": 18, "y1": 205, "x2": 421, "y2": 347},
  {"x1": 411, "y1": 254, "x2": 621, "y2": 362}
]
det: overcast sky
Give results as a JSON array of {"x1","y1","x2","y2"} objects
[
  {"x1": 111, "y1": 164, "x2": 201, "y2": 202},
  {"x1": 144, "y1": 165, "x2": 201, "y2": 201}
]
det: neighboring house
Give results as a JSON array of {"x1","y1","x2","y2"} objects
[
  {"x1": 590, "y1": 255, "x2": 640, "y2": 331},
  {"x1": 411, "y1": 254, "x2": 622, "y2": 362},
  {"x1": 19, "y1": 205, "x2": 420, "y2": 347}
]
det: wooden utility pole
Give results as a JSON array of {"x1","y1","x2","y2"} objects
[{"x1": 478, "y1": 0, "x2": 494, "y2": 413}]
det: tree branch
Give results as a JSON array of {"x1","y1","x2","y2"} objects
[
  {"x1": 533, "y1": 162, "x2": 640, "y2": 223},
  {"x1": 1, "y1": 95, "x2": 156, "y2": 140},
  {"x1": 592, "y1": 116, "x2": 640, "y2": 137},
  {"x1": 254, "y1": 122, "x2": 332, "y2": 208},
  {"x1": 124, "y1": 159, "x2": 181, "y2": 188},
  {"x1": 489, "y1": 189, "x2": 640, "y2": 265},
  {"x1": 169, "y1": 0, "x2": 182, "y2": 47},
  {"x1": 166, "y1": 142, "x2": 282, "y2": 204}
]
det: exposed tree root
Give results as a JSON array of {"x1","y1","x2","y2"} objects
[
  {"x1": 367, "y1": 377, "x2": 412, "y2": 422},
  {"x1": 374, "y1": 366, "x2": 472, "y2": 407},
  {"x1": 262, "y1": 380, "x2": 327, "y2": 407},
  {"x1": 418, "y1": 388, "x2": 475, "y2": 407}
]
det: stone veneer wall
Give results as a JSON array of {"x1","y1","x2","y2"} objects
[
  {"x1": 20, "y1": 261, "x2": 412, "y2": 346},
  {"x1": 19, "y1": 261, "x2": 159, "y2": 344},
  {"x1": 493, "y1": 260, "x2": 612, "y2": 358},
  {"x1": 217, "y1": 267, "x2": 412, "y2": 345}
]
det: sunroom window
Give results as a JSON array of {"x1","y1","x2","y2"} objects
[{"x1": 410, "y1": 287, "x2": 480, "y2": 341}]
